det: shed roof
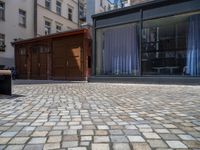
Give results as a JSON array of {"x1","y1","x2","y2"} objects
[{"x1": 14, "y1": 28, "x2": 88, "y2": 45}]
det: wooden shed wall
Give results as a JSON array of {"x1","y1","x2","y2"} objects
[{"x1": 15, "y1": 30, "x2": 91, "y2": 81}]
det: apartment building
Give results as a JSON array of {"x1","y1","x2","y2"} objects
[
  {"x1": 0, "y1": 0, "x2": 34, "y2": 67},
  {"x1": 0, "y1": 0, "x2": 80, "y2": 67},
  {"x1": 36, "y1": 0, "x2": 79, "y2": 36}
]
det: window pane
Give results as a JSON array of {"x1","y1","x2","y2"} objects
[
  {"x1": 0, "y1": 33, "x2": 5, "y2": 52},
  {"x1": 45, "y1": 0, "x2": 51, "y2": 10},
  {"x1": 68, "y1": 8, "x2": 73, "y2": 21},
  {"x1": 19, "y1": 9, "x2": 26, "y2": 27},
  {"x1": 96, "y1": 24, "x2": 140, "y2": 76},
  {"x1": 56, "y1": 25, "x2": 62, "y2": 32},
  {"x1": 0, "y1": 2, "x2": 5, "y2": 20},
  {"x1": 141, "y1": 12, "x2": 200, "y2": 76},
  {"x1": 56, "y1": 1, "x2": 61, "y2": 15},
  {"x1": 45, "y1": 21, "x2": 51, "y2": 35}
]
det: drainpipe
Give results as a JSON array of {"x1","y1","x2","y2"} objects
[
  {"x1": 78, "y1": 0, "x2": 80, "y2": 28},
  {"x1": 34, "y1": 0, "x2": 37, "y2": 37}
]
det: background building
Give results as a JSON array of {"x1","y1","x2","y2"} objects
[
  {"x1": 0, "y1": 0, "x2": 81, "y2": 67},
  {"x1": 36, "y1": 0, "x2": 79, "y2": 36},
  {"x1": 85, "y1": 0, "x2": 112, "y2": 25},
  {"x1": 0, "y1": 0, "x2": 112, "y2": 68},
  {"x1": 0, "y1": 0, "x2": 34, "y2": 67}
]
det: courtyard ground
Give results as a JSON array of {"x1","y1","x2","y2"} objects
[{"x1": 0, "y1": 81, "x2": 200, "y2": 150}]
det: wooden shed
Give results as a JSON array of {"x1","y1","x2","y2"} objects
[{"x1": 14, "y1": 29, "x2": 92, "y2": 81}]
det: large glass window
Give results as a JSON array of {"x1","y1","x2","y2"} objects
[
  {"x1": 142, "y1": 12, "x2": 200, "y2": 76},
  {"x1": 96, "y1": 24, "x2": 140, "y2": 76},
  {"x1": 0, "y1": 1, "x2": 5, "y2": 21}
]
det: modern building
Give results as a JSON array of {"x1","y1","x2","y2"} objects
[
  {"x1": 92, "y1": 0, "x2": 200, "y2": 82},
  {"x1": 0, "y1": 0, "x2": 80, "y2": 68}
]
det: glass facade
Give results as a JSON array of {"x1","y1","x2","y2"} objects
[
  {"x1": 96, "y1": 23, "x2": 140, "y2": 76},
  {"x1": 96, "y1": 12, "x2": 200, "y2": 77}
]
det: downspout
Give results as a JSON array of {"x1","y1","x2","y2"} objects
[
  {"x1": 34, "y1": 0, "x2": 37, "y2": 37},
  {"x1": 139, "y1": 9, "x2": 143, "y2": 76},
  {"x1": 78, "y1": 0, "x2": 80, "y2": 28}
]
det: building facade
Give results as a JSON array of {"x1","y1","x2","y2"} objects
[
  {"x1": 0, "y1": 0, "x2": 80, "y2": 68},
  {"x1": 0, "y1": 0, "x2": 34, "y2": 67},
  {"x1": 36, "y1": 0, "x2": 79, "y2": 36},
  {"x1": 86, "y1": 0, "x2": 112, "y2": 25},
  {"x1": 92, "y1": 0, "x2": 200, "y2": 79}
]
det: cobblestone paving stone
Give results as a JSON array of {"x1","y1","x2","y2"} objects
[{"x1": 0, "y1": 82, "x2": 200, "y2": 150}]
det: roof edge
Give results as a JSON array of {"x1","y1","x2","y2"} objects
[
  {"x1": 92, "y1": 0, "x2": 189, "y2": 19},
  {"x1": 14, "y1": 28, "x2": 88, "y2": 45}
]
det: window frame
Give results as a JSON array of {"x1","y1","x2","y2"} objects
[
  {"x1": 56, "y1": 24, "x2": 62, "y2": 33},
  {"x1": 79, "y1": 4, "x2": 85, "y2": 18},
  {"x1": 0, "y1": 33, "x2": 5, "y2": 52},
  {"x1": 68, "y1": 7, "x2": 73, "y2": 21},
  {"x1": 0, "y1": 1, "x2": 5, "y2": 21},
  {"x1": 44, "y1": 20, "x2": 51, "y2": 35},
  {"x1": 56, "y1": 1, "x2": 62, "y2": 16},
  {"x1": 100, "y1": 0, "x2": 103, "y2": 7},
  {"x1": 45, "y1": 0, "x2": 51, "y2": 10},
  {"x1": 19, "y1": 9, "x2": 26, "y2": 27}
]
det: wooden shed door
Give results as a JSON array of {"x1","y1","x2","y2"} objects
[
  {"x1": 31, "y1": 47, "x2": 48, "y2": 79},
  {"x1": 31, "y1": 49, "x2": 39, "y2": 79},
  {"x1": 66, "y1": 46, "x2": 82, "y2": 80},
  {"x1": 52, "y1": 41, "x2": 82, "y2": 80},
  {"x1": 52, "y1": 43, "x2": 67, "y2": 80},
  {"x1": 39, "y1": 53, "x2": 48, "y2": 79},
  {"x1": 16, "y1": 48, "x2": 27, "y2": 79}
]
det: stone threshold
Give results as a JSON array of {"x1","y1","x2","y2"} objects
[{"x1": 89, "y1": 76, "x2": 200, "y2": 85}]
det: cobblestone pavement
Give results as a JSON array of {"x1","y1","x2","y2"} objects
[{"x1": 0, "y1": 82, "x2": 200, "y2": 150}]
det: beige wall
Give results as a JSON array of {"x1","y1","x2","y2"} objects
[
  {"x1": 37, "y1": 0, "x2": 79, "y2": 36},
  {"x1": 0, "y1": 0, "x2": 34, "y2": 67},
  {"x1": 0, "y1": 0, "x2": 80, "y2": 67}
]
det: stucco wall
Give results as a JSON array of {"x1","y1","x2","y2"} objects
[
  {"x1": 37, "y1": 0, "x2": 79, "y2": 36},
  {"x1": 0, "y1": 0, "x2": 34, "y2": 67}
]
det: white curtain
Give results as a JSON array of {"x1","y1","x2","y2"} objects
[
  {"x1": 186, "y1": 14, "x2": 200, "y2": 76},
  {"x1": 102, "y1": 24, "x2": 140, "y2": 75}
]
